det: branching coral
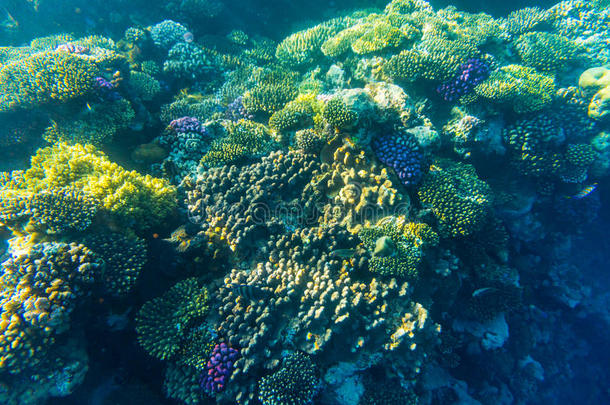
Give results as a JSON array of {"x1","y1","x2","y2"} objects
[
  {"x1": 0, "y1": 241, "x2": 100, "y2": 373},
  {"x1": 313, "y1": 142, "x2": 403, "y2": 233},
  {"x1": 242, "y1": 68, "x2": 299, "y2": 115},
  {"x1": 276, "y1": 16, "x2": 355, "y2": 66},
  {"x1": 258, "y1": 352, "x2": 319, "y2": 405},
  {"x1": 359, "y1": 216, "x2": 437, "y2": 280},
  {"x1": 83, "y1": 232, "x2": 147, "y2": 296},
  {"x1": 13, "y1": 143, "x2": 176, "y2": 232},
  {"x1": 514, "y1": 32, "x2": 581, "y2": 72},
  {"x1": 135, "y1": 278, "x2": 209, "y2": 361},
  {"x1": 473, "y1": 65, "x2": 555, "y2": 113},
  {"x1": 0, "y1": 50, "x2": 99, "y2": 111},
  {"x1": 418, "y1": 159, "x2": 492, "y2": 237},
  {"x1": 200, "y1": 119, "x2": 275, "y2": 167},
  {"x1": 383, "y1": 36, "x2": 478, "y2": 83}
]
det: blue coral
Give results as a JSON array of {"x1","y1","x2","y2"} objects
[{"x1": 372, "y1": 128, "x2": 424, "y2": 186}]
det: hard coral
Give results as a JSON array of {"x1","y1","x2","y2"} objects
[
  {"x1": 258, "y1": 352, "x2": 319, "y2": 405},
  {"x1": 136, "y1": 278, "x2": 209, "y2": 361},
  {"x1": 418, "y1": 159, "x2": 492, "y2": 237}
]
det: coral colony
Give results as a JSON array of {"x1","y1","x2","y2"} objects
[{"x1": 0, "y1": 0, "x2": 609, "y2": 404}]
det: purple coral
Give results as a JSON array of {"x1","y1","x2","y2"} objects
[
  {"x1": 201, "y1": 342, "x2": 239, "y2": 394},
  {"x1": 93, "y1": 77, "x2": 121, "y2": 101},
  {"x1": 168, "y1": 116, "x2": 207, "y2": 135},
  {"x1": 225, "y1": 96, "x2": 253, "y2": 121},
  {"x1": 372, "y1": 129, "x2": 424, "y2": 186},
  {"x1": 436, "y1": 58, "x2": 490, "y2": 102}
]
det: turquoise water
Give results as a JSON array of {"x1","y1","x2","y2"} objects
[{"x1": 0, "y1": 1, "x2": 609, "y2": 404}]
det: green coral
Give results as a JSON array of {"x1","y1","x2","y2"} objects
[
  {"x1": 15, "y1": 143, "x2": 176, "y2": 232},
  {"x1": 276, "y1": 16, "x2": 354, "y2": 66},
  {"x1": 175, "y1": 325, "x2": 215, "y2": 370},
  {"x1": 294, "y1": 129, "x2": 325, "y2": 153},
  {"x1": 29, "y1": 187, "x2": 98, "y2": 233},
  {"x1": 514, "y1": 32, "x2": 581, "y2": 72},
  {"x1": 164, "y1": 363, "x2": 204, "y2": 405},
  {"x1": 473, "y1": 65, "x2": 555, "y2": 113},
  {"x1": 83, "y1": 232, "x2": 147, "y2": 296},
  {"x1": 135, "y1": 278, "x2": 209, "y2": 361},
  {"x1": 322, "y1": 13, "x2": 419, "y2": 57},
  {"x1": 565, "y1": 143, "x2": 596, "y2": 167},
  {"x1": 258, "y1": 352, "x2": 319, "y2": 405},
  {"x1": 0, "y1": 50, "x2": 99, "y2": 112},
  {"x1": 201, "y1": 119, "x2": 275, "y2": 167},
  {"x1": 383, "y1": 36, "x2": 478, "y2": 82},
  {"x1": 502, "y1": 7, "x2": 551, "y2": 36},
  {"x1": 242, "y1": 69, "x2": 298, "y2": 115},
  {"x1": 358, "y1": 216, "x2": 434, "y2": 280},
  {"x1": 418, "y1": 159, "x2": 492, "y2": 237},
  {"x1": 30, "y1": 34, "x2": 75, "y2": 50},
  {"x1": 269, "y1": 97, "x2": 316, "y2": 140},
  {"x1": 323, "y1": 97, "x2": 357, "y2": 129},
  {"x1": 129, "y1": 70, "x2": 161, "y2": 101},
  {"x1": 43, "y1": 98, "x2": 135, "y2": 145}
]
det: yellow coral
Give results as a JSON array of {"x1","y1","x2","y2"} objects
[{"x1": 18, "y1": 143, "x2": 176, "y2": 231}]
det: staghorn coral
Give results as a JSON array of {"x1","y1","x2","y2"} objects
[
  {"x1": 242, "y1": 68, "x2": 299, "y2": 116},
  {"x1": 17, "y1": 143, "x2": 176, "y2": 232},
  {"x1": 42, "y1": 98, "x2": 135, "y2": 145},
  {"x1": 501, "y1": 7, "x2": 551, "y2": 36},
  {"x1": 163, "y1": 42, "x2": 214, "y2": 79},
  {"x1": 82, "y1": 232, "x2": 147, "y2": 296},
  {"x1": 0, "y1": 241, "x2": 100, "y2": 373},
  {"x1": 129, "y1": 70, "x2": 161, "y2": 101},
  {"x1": 164, "y1": 363, "x2": 205, "y2": 405},
  {"x1": 258, "y1": 352, "x2": 319, "y2": 405},
  {"x1": 473, "y1": 65, "x2": 555, "y2": 113},
  {"x1": 418, "y1": 159, "x2": 492, "y2": 237},
  {"x1": 323, "y1": 97, "x2": 358, "y2": 130},
  {"x1": 276, "y1": 16, "x2": 355, "y2": 67},
  {"x1": 135, "y1": 278, "x2": 209, "y2": 361},
  {"x1": 29, "y1": 187, "x2": 98, "y2": 233}
]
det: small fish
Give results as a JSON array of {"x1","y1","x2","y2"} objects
[
  {"x1": 571, "y1": 183, "x2": 597, "y2": 199},
  {"x1": 330, "y1": 248, "x2": 358, "y2": 259},
  {"x1": 228, "y1": 283, "x2": 269, "y2": 301},
  {"x1": 86, "y1": 102, "x2": 93, "y2": 111},
  {"x1": 472, "y1": 287, "x2": 498, "y2": 298}
]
